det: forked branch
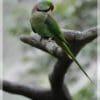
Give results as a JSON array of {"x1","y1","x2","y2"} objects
[{"x1": 0, "y1": 26, "x2": 98, "y2": 100}]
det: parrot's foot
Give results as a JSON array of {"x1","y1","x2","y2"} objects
[
  {"x1": 40, "y1": 37, "x2": 43, "y2": 42},
  {"x1": 48, "y1": 37, "x2": 53, "y2": 42},
  {"x1": 40, "y1": 37, "x2": 53, "y2": 42},
  {"x1": 40, "y1": 37, "x2": 48, "y2": 42}
]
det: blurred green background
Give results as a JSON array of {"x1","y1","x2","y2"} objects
[{"x1": 3, "y1": 0, "x2": 97, "y2": 100}]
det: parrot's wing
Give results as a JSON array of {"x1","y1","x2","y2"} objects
[
  {"x1": 45, "y1": 14, "x2": 71, "y2": 47},
  {"x1": 45, "y1": 14, "x2": 62, "y2": 39}
]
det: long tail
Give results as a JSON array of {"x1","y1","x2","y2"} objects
[{"x1": 58, "y1": 40, "x2": 94, "y2": 85}]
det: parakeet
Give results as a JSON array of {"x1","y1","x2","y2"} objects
[{"x1": 30, "y1": 1, "x2": 93, "y2": 84}]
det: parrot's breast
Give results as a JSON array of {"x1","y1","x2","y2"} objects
[{"x1": 30, "y1": 12, "x2": 52, "y2": 38}]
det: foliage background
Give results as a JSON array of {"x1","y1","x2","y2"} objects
[{"x1": 3, "y1": 0, "x2": 97, "y2": 100}]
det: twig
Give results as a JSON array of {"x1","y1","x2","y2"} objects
[
  {"x1": 2, "y1": 80, "x2": 35, "y2": 98},
  {"x1": 1, "y1": 80, "x2": 52, "y2": 100}
]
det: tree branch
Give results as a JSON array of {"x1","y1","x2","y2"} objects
[
  {"x1": 1, "y1": 80, "x2": 72, "y2": 100},
  {"x1": 80, "y1": 27, "x2": 98, "y2": 43},
  {"x1": 20, "y1": 27, "x2": 98, "y2": 59},
  {"x1": 20, "y1": 34, "x2": 63, "y2": 59},
  {"x1": 1, "y1": 26, "x2": 98, "y2": 100},
  {"x1": 1, "y1": 80, "x2": 35, "y2": 99},
  {"x1": 1, "y1": 80, "x2": 52, "y2": 100},
  {"x1": 62, "y1": 27, "x2": 98, "y2": 42}
]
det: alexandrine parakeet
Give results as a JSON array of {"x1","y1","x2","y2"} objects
[{"x1": 30, "y1": 1, "x2": 93, "y2": 83}]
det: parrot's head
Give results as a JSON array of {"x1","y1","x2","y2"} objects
[{"x1": 33, "y1": 1, "x2": 54, "y2": 13}]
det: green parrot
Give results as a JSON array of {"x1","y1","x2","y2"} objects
[{"x1": 30, "y1": 1, "x2": 94, "y2": 84}]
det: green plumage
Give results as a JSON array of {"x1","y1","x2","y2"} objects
[
  {"x1": 30, "y1": 12, "x2": 53, "y2": 38},
  {"x1": 30, "y1": 1, "x2": 94, "y2": 84}
]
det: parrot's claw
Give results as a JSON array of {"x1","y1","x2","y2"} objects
[
  {"x1": 40, "y1": 37, "x2": 48, "y2": 42},
  {"x1": 40, "y1": 37, "x2": 53, "y2": 42},
  {"x1": 40, "y1": 37, "x2": 43, "y2": 42},
  {"x1": 48, "y1": 37, "x2": 53, "y2": 42}
]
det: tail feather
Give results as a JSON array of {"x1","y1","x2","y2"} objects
[{"x1": 60, "y1": 41, "x2": 95, "y2": 85}]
